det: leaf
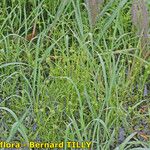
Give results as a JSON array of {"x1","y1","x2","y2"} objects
[
  {"x1": 26, "y1": 22, "x2": 36, "y2": 41},
  {"x1": 138, "y1": 132, "x2": 149, "y2": 141},
  {"x1": 114, "y1": 132, "x2": 137, "y2": 150}
]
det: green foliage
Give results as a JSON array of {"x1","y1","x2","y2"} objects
[{"x1": 0, "y1": 0, "x2": 150, "y2": 149}]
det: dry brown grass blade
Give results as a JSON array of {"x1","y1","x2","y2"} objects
[
  {"x1": 85, "y1": 0, "x2": 103, "y2": 27},
  {"x1": 26, "y1": 22, "x2": 37, "y2": 41}
]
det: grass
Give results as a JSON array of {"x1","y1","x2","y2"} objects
[{"x1": 0, "y1": 0, "x2": 150, "y2": 149}]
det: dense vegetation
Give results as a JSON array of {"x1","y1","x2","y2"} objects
[{"x1": 0, "y1": 0, "x2": 150, "y2": 149}]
